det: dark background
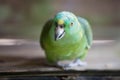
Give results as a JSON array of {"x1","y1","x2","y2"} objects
[{"x1": 0, "y1": 0, "x2": 120, "y2": 40}]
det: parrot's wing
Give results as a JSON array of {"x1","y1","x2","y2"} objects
[
  {"x1": 40, "y1": 19, "x2": 53, "y2": 49},
  {"x1": 77, "y1": 17, "x2": 93, "y2": 49}
]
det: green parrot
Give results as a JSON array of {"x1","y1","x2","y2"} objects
[{"x1": 40, "y1": 11, "x2": 92, "y2": 70}]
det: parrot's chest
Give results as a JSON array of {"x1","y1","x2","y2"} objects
[
  {"x1": 43, "y1": 34, "x2": 87, "y2": 62},
  {"x1": 44, "y1": 35, "x2": 85, "y2": 53}
]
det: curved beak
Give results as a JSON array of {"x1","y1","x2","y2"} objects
[{"x1": 55, "y1": 25, "x2": 65, "y2": 41}]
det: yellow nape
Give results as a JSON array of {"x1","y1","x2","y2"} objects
[{"x1": 58, "y1": 19, "x2": 64, "y2": 25}]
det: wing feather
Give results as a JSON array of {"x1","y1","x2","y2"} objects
[
  {"x1": 77, "y1": 17, "x2": 93, "y2": 49},
  {"x1": 40, "y1": 19, "x2": 53, "y2": 49}
]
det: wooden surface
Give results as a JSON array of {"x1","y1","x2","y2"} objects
[{"x1": 0, "y1": 39, "x2": 120, "y2": 77}]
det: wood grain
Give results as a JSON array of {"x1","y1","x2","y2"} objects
[{"x1": 0, "y1": 39, "x2": 119, "y2": 77}]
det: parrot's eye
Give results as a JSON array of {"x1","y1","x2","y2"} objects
[
  {"x1": 70, "y1": 22, "x2": 73, "y2": 26},
  {"x1": 60, "y1": 25, "x2": 64, "y2": 28}
]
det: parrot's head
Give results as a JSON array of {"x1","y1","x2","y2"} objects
[{"x1": 53, "y1": 11, "x2": 80, "y2": 41}]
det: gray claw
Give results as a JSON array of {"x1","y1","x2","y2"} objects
[{"x1": 57, "y1": 59, "x2": 87, "y2": 70}]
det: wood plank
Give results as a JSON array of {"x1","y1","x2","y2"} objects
[
  {"x1": 0, "y1": 70, "x2": 120, "y2": 77},
  {"x1": 0, "y1": 39, "x2": 119, "y2": 77}
]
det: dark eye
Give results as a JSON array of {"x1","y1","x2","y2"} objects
[
  {"x1": 60, "y1": 25, "x2": 64, "y2": 28},
  {"x1": 71, "y1": 22, "x2": 73, "y2": 26}
]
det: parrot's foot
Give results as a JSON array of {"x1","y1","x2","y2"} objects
[{"x1": 57, "y1": 59, "x2": 87, "y2": 70}]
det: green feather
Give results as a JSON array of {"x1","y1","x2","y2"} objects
[
  {"x1": 40, "y1": 11, "x2": 92, "y2": 64},
  {"x1": 77, "y1": 17, "x2": 93, "y2": 49}
]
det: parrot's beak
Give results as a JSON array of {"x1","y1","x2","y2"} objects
[{"x1": 55, "y1": 25, "x2": 65, "y2": 41}]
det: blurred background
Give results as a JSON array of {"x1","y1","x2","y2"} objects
[
  {"x1": 0, "y1": 0, "x2": 120, "y2": 79},
  {"x1": 0, "y1": 0, "x2": 120, "y2": 40}
]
